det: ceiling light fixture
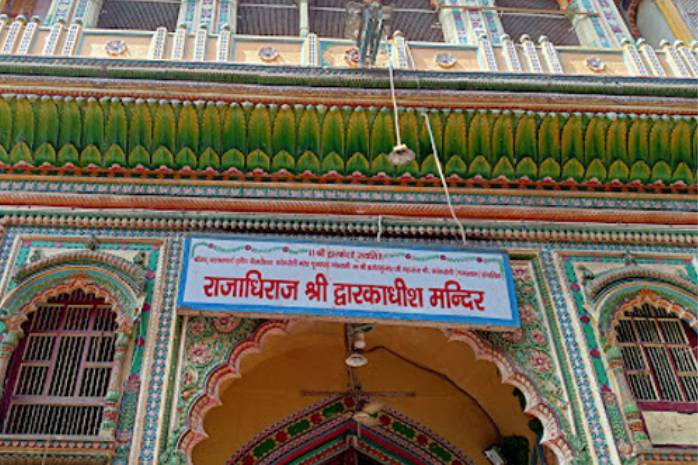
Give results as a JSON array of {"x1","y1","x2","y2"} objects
[{"x1": 345, "y1": 352, "x2": 369, "y2": 368}]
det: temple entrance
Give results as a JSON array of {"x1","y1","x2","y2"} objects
[{"x1": 190, "y1": 320, "x2": 559, "y2": 465}]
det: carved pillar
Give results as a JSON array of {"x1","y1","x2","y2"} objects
[
  {"x1": 0, "y1": 331, "x2": 22, "y2": 398},
  {"x1": 298, "y1": 0, "x2": 309, "y2": 37},
  {"x1": 605, "y1": 346, "x2": 652, "y2": 451},
  {"x1": 99, "y1": 331, "x2": 131, "y2": 438}
]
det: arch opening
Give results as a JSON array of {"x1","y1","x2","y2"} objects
[{"x1": 186, "y1": 320, "x2": 569, "y2": 465}]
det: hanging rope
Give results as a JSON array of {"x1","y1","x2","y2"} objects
[{"x1": 422, "y1": 112, "x2": 468, "y2": 245}]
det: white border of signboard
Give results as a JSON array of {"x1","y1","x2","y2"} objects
[{"x1": 177, "y1": 236, "x2": 519, "y2": 329}]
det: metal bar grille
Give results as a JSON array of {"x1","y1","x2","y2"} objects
[
  {"x1": 617, "y1": 303, "x2": 698, "y2": 407},
  {"x1": 1, "y1": 289, "x2": 117, "y2": 437}
]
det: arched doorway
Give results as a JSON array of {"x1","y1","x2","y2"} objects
[
  {"x1": 320, "y1": 450, "x2": 383, "y2": 465},
  {"x1": 187, "y1": 320, "x2": 565, "y2": 465}
]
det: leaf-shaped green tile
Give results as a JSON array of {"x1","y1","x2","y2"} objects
[
  {"x1": 222, "y1": 103, "x2": 246, "y2": 153},
  {"x1": 153, "y1": 102, "x2": 176, "y2": 153},
  {"x1": 57, "y1": 143, "x2": 79, "y2": 166},
  {"x1": 539, "y1": 157, "x2": 561, "y2": 180},
  {"x1": 346, "y1": 108, "x2": 369, "y2": 157},
  {"x1": 221, "y1": 148, "x2": 245, "y2": 171},
  {"x1": 272, "y1": 105, "x2": 296, "y2": 156},
  {"x1": 128, "y1": 145, "x2": 150, "y2": 168},
  {"x1": 35, "y1": 99, "x2": 59, "y2": 147},
  {"x1": 272, "y1": 150, "x2": 295, "y2": 173},
  {"x1": 34, "y1": 142, "x2": 56, "y2": 165},
  {"x1": 129, "y1": 102, "x2": 152, "y2": 152},
  {"x1": 177, "y1": 103, "x2": 199, "y2": 152},
  {"x1": 629, "y1": 160, "x2": 650, "y2": 183},
  {"x1": 246, "y1": 149, "x2": 270, "y2": 172},
  {"x1": 105, "y1": 100, "x2": 128, "y2": 150},
  {"x1": 584, "y1": 158, "x2": 607, "y2": 182},
  {"x1": 561, "y1": 158, "x2": 585, "y2": 182},
  {"x1": 443, "y1": 111, "x2": 466, "y2": 162},
  {"x1": 346, "y1": 152, "x2": 370, "y2": 176},
  {"x1": 297, "y1": 150, "x2": 321, "y2": 174},
  {"x1": 13, "y1": 98, "x2": 34, "y2": 148},
  {"x1": 103, "y1": 144, "x2": 126, "y2": 167},
  {"x1": 321, "y1": 151, "x2": 344, "y2": 175},
  {"x1": 321, "y1": 107, "x2": 345, "y2": 156},
  {"x1": 82, "y1": 99, "x2": 104, "y2": 149},
  {"x1": 199, "y1": 147, "x2": 221, "y2": 170},
  {"x1": 175, "y1": 147, "x2": 198, "y2": 170},
  {"x1": 201, "y1": 104, "x2": 222, "y2": 154},
  {"x1": 607, "y1": 159, "x2": 629, "y2": 183},
  {"x1": 152, "y1": 146, "x2": 175, "y2": 168}
]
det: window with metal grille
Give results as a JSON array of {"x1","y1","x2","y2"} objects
[
  {"x1": 494, "y1": 0, "x2": 581, "y2": 45},
  {"x1": 96, "y1": 0, "x2": 180, "y2": 31},
  {"x1": 309, "y1": 0, "x2": 443, "y2": 42},
  {"x1": 0, "y1": 289, "x2": 118, "y2": 436},
  {"x1": 616, "y1": 303, "x2": 698, "y2": 413},
  {"x1": 237, "y1": 0, "x2": 299, "y2": 36}
]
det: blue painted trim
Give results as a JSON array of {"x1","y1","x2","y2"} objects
[{"x1": 176, "y1": 234, "x2": 519, "y2": 328}]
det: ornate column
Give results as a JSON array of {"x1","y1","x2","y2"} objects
[
  {"x1": 0, "y1": 330, "x2": 22, "y2": 398},
  {"x1": 605, "y1": 346, "x2": 652, "y2": 452},
  {"x1": 559, "y1": 0, "x2": 632, "y2": 48},
  {"x1": 99, "y1": 331, "x2": 132, "y2": 438},
  {"x1": 435, "y1": 0, "x2": 504, "y2": 45},
  {"x1": 298, "y1": 0, "x2": 309, "y2": 37}
]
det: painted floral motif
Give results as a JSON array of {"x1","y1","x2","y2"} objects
[
  {"x1": 529, "y1": 351, "x2": 552, "y2": 372},
  {"x1": 187, "y1": 341, "x2": 212, "y2": 365},
  {"x1": 189, "y1": 318, "x2": 206, "y2": 336},
  {"x1": 214, "y1": 315, "x2": 240, "y2": 333}
]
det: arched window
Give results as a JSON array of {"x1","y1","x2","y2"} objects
[
  {"x1": 615, "y1": 302, "x2": 698, "y2": 413},
  {"x1": 0, "y1": 289, "x2": 119, "y2": 436}
]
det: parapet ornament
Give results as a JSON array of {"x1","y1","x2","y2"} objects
[
  {"x1": 12, "y1": 248, "x2": 148, "y2": 293},
  {"x1": 585, "y1": 264, "x2": 698, "y2": 301}
]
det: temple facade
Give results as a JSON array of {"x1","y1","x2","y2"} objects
[{"x1": 0, "y1": 0, "x2": 695, "y2": 464}]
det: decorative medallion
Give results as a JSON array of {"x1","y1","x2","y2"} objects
[
  {"x1": 435, "y1": 52, "x2": 456, "y2": 69},
  {"x1": 258, "y1": 46, "x2": 279, "y2": 62},
  {"x1": 585, "y1": 57, "x2": 605, "y2": 72},
  {"x1": 105, "y1": 39, "x2": 127, "y2": 57},
  {"x1": 344, "y1": 47, "x2": 361, "y2": 67}
]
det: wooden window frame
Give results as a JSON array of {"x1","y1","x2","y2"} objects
[
  {"x1": 0, "y1": 290, "x2": 119, "y2": 438},
  {"x1": 617, "y1": 303, "x2": 698, "y2": 414}
]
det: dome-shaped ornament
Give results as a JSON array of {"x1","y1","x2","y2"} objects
[
  {"x1": 585, "y1": 57, "x2": 605, "y2": 72},
  {"x1": 259, "y1": 46, "x2": 279, "y2": 62},
  {"x1": 435, "y1": 52, "x2": 456, "y2": 69},
  {"x1": 105, "y1": 39, "x2": 127, "y2": 57}
]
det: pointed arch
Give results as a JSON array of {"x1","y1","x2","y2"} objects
[{"x1": 178, "y1": 321, "x2": 574, "y2": 465}]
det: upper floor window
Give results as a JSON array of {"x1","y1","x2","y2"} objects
[
  {"x1": 0, "y1": 289, "x2": 118, "y2": 436},
  {"x1": 310, "y1": 0, "x2": 443, "y2": 42},
  {"x1": 0, "y1": 0, "x2": 51, "y2": 21},
  {"x1": 96, "y1": 0, "x2": 180, "y2": 31},
  {"x1": 616, "y1": 302, "x2": 698, "y2": 413},
  {"x1": 237, "y1": 0, "x2": 299, "y2": 36},
  {"x1": 495, "y1": 0, "x2": 581, "y2": 45}
]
